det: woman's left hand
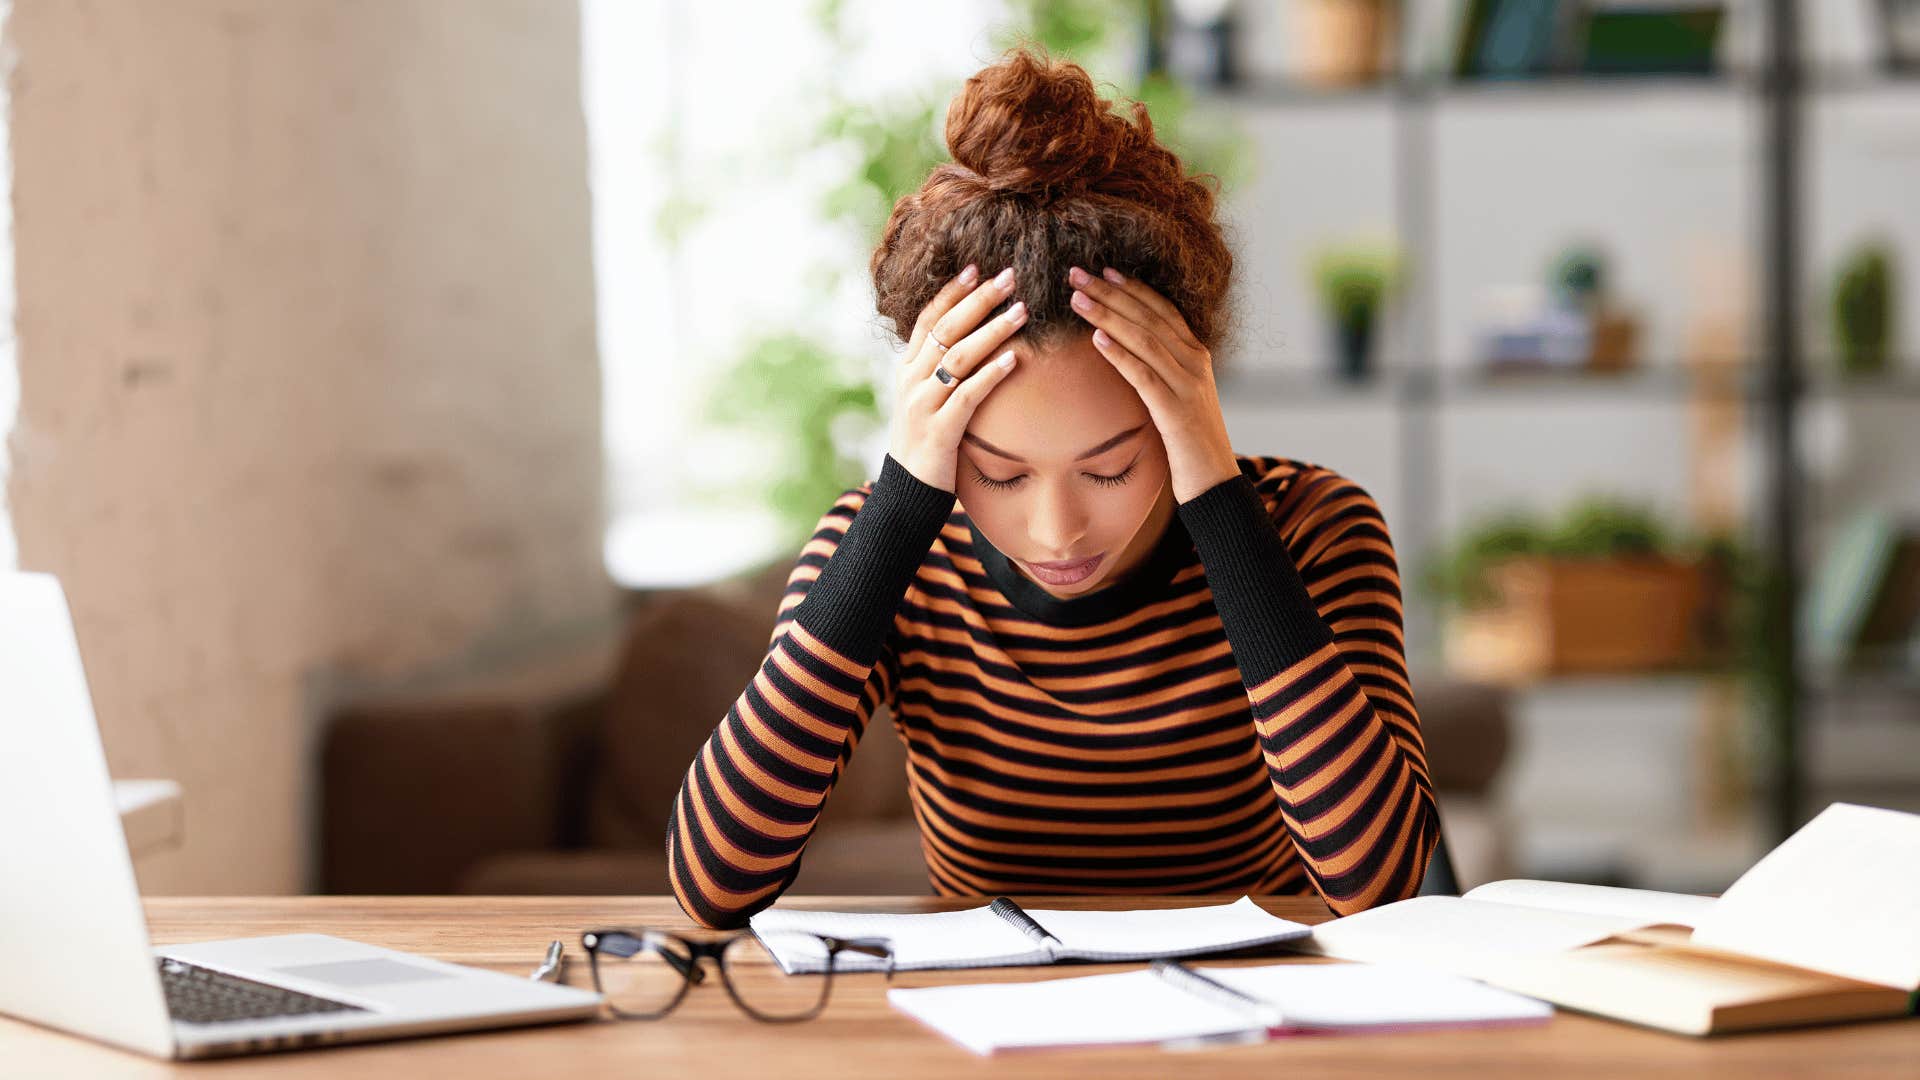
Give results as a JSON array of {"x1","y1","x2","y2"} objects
[{"x1": 1068, "y1": 266, "x2": 1241, "y2": 503}]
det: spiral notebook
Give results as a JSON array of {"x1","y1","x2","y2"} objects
[
  {"x1": 886, "y1": 960, "x2": 1553, "y2": 1055},
  {"x1": 746, "y1": 896, "x2": 1313, "y2": 975}
]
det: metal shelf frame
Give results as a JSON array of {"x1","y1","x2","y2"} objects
[{"x1": 1149, "y1": 1, "x2": 1916, "y2": 843}]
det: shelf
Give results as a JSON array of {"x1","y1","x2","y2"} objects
[
  {"x1": 1210, "y1": 74, "x2": 1740, "y2": 109},
  {"x1": 1804, "y1": 371, "x2": 1920, "y2": 400},
  {"x1": 1803, "y1": 662, "x2": 1920, "y2": 699},
  {"x1": 1205, "y1": 80, "x2": 1399, "y2": 107},
  {"x1": 1443, "y1": 366, "x2": 1739, "y2": 400},
  {"x1": 1804, "y1": 67, "x2": 1920, "y2": 95},
  {"x1": 1201, "y1": 67, "x2": 1920, "y2": 108},
  {"x1": 1215, "y1": 368, "x2": 1409, "y2": 403},
  {"x1": 1163, "y1": 0, "x2": 1902, "y2": 847},
  {"x1": 1450, "y1": 368, "x2": 1920, "y2": 402},
  {"x1": 1404, "y1": 665, "x2": 1920, "y2": 698},
  {"x1": 1501, "y1": 668, "x2": 1743, "y2": 690},
  {"x1": 1218, "y1": 365, "x2": 1920, "y2": 406}
]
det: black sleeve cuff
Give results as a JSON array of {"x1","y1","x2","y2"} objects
[
  {"x1": 1175, "y1": 473, "x2": 1336, "y2": 685},
  {"x1": 791, "y1": 454, "x2": 955, "y2": 666}
]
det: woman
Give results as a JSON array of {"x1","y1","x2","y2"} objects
[{"x1": 667, "y1": 48, "x2": 1436, "y2": 929}]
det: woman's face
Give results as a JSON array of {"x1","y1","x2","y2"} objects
[{"x1": 956, "y1": 332, "x2": 1176, "y2": 598}]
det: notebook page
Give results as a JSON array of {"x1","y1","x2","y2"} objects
[
  {"x1": 748, "y1": 905, "x2": 1041, "y2": 973},
  {"x1": 1300, "y1": 896, "x2": 1659, "y2": 979},
  {"x1": 886, "y1": 961, "x2": 1553, "y2": 1054},
  {"x1": 1029, "y1": 896, "x2": 1312, "y2": 960},
  {"x1": 1689, "y1": 802, "x2": 1920, "y2": 990},
  {"x1": 1464, "y1": 879, "x2": 1717, "y2": 928},
  {"x1": 1198, "y1": 961, "x2": 1553, "y2": 1029},
  {"x1": 887, "y1": 970, "x2": 1251, "y2": 1055}
]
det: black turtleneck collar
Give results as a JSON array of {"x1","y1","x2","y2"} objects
[{"x1": 967, "y1": 508, "x2": 1197, "y2": 627}]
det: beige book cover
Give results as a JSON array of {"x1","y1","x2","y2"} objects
[{"x1": 1297, "y1": 803, "x2": 1920, "y2": 1036}]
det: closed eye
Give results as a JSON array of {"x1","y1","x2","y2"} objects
[{"x1": 968, "y1": 461, "x2": 1138, "y2": 491}]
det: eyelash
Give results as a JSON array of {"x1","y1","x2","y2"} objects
[{"x1": 970, "y1": 463, "x2": 1137, "y2": 491}]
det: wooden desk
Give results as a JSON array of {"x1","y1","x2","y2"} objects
[{"x1": 3, "y1": 895, "x2": 1914, "y2": 1077}]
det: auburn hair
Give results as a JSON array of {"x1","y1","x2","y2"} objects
[{"x1": 870, "y1": 46, "x2": 1234, "y2": 353}]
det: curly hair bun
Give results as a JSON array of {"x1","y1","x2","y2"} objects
[
  {"x1": 871, "y1": 46, "x2": 1233, "y2": 351},
  {"x1": 946, "y1": 49, "x2": 1125, "y2": 203}
]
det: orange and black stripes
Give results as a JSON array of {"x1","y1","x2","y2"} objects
[{"x1": 666, "y1": 453, "x2": 1438, "y2": 929}]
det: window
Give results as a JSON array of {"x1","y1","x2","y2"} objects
[{"x1": 581, "y1": 0, "x2": 1008, "y2": 588}]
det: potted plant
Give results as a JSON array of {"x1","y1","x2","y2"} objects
[
  {"x1": 701, "y1": 335, "x2": 880, "y2": 551},
  {"x1": 683, "y1": 1, "x2": 1251, "y2": 545},
  {"x1": 1832, "y1": 242, "x2": 1894, "y2": 377},
  {"x1": 1310, "y1": 240, "x2": 1400, "y2": 381},
  {"x1": 1423, "y1": 497, "x2": 1740, "y2": 682}
]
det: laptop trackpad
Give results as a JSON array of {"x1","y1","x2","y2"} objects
[{"x1": 273, "y1": 958, "x2": 457, "y2": 989}]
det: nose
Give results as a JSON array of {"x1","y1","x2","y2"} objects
[{"x1": 1028, "y1": 478, "x2": 1089, "y2": 559}]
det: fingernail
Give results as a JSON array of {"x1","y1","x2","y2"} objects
[
  {"x1": 1102, "y1": 268, "x2": 1124, "y2": 284},
  {"x1": 959, "y1": 264, "x2": 979, "y2": 285},
  {"x1": 993, "y1": 267, "x2": 1016, "y2": 290},
  {"x1": 1071, "y1": 291, "x2": 1091, "y2": 310},
  {"x1": 1093, "y1": 328, "x2": 1111, "y2": 347},
  {"x1": 997, "y1": 352, "x2": 1016, "y2": 368},
  {"x1": 1007, "y1": 300, "x2": 1026, "y2": 321},
  {"x1": 1068, "y1": 266, "x2": 1089, "y2": 287}
]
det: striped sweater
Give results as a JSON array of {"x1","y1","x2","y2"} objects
[{"x1": 666, "y1": 452, "x2": 1438, "y2": 929}]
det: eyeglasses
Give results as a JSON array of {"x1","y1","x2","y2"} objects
[{"x1": 577, "y1": 927, "x2": 894, "y2": 1023}]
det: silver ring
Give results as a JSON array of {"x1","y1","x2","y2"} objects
[
  {"x1": 929, "y1": 334, "x2": 951, "y2": 351},
  {"x1": 933, "y1": 364, "x2": 955, "y2": 385}
]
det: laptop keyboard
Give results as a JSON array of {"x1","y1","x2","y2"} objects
[{"x1": 159, "y1": 957, "x2": 369, "y2": 1025}]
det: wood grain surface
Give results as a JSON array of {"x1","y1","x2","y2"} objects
[{"x1": 1, "y1": 894, "x2": 1913, "y2": 1078}]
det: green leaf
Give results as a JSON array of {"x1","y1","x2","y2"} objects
[{"x1": 696, "y1": 0, "x2": 1254, "y2": 547}]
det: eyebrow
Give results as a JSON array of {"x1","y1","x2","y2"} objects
[{"x1": 963, "y1": 423, "x2": 1148, "y2": 464}]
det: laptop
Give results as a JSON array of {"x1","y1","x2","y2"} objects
[{"x1": 0, "y1": 572, "x2": 604, "y2": 1059}]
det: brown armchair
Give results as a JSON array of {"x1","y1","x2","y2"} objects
[{"x1": 322, "y1": 562, "x2": 1513, "y2": 897}]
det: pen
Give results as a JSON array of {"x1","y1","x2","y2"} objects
[
  {"x1": 530, "y1": 940, "x2": 566, "y2": 983},
  {"x1": 1149, "y1": 959, "x2": 1284, "y2": 1032}
]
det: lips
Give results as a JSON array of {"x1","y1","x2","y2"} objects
[{"x1": 1024, "y1": 552, "x2": 1105, "y2": 586}]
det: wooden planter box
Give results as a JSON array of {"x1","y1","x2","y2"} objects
[{"x1": 1443, "y1": 555, "x2": 1716, "y2": 684}]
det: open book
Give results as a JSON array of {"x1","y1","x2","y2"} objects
[
  {"x1": 1295, "y1": 802, "x2": 1920, "y2": 1036},
  {"x1": 886, "y1": 960, "x2": 1552, "y2": 1055},
  {"x1": 747, "y1": 895, "x2": 1311, "y2": 974}
]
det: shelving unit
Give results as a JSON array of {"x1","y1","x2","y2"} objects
[
  {"x1": 1160, "y1": 1, "x2": 1920, "y2": 849},
  {"x1": 1219, "y1": 364, "x2": 1920, "y2": 401}
]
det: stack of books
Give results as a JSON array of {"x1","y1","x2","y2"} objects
[{"x1": 1301, "y1": 802, "x2": 1920, "y2": 1036}]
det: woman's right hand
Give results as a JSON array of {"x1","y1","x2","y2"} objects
[{"x1": 888, "y1": 264, "x2": 1028, "y2": 492}]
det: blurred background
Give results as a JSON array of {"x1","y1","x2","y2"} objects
[{"x1": 5, "y1": 0, "x2": 1916, "y2": 901}]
